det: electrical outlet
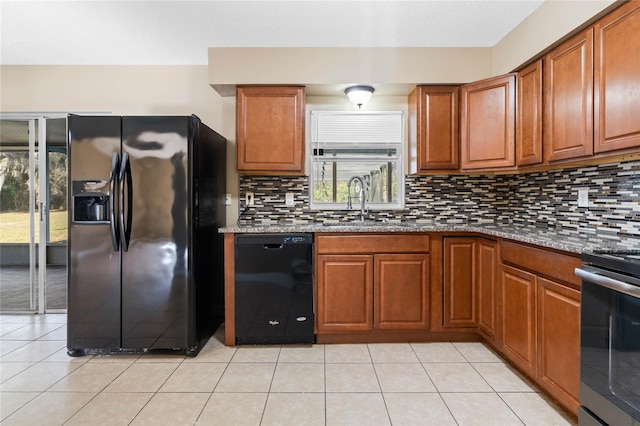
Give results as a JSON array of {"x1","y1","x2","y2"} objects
[
  {"x1": 577, "y1": 188, "x2": 589, "y2": 208},
  {"x1": 224, "y1": 193, "x2": 232, "y2": 206},
  {"x1": 285, "y1": 193, "x2": 294, "y2": 206},
  {"x1": 246, "y1": 192, "x2": 254, "y2": 206}
]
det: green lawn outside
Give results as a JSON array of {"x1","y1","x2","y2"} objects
[{"x1": 0, "y1": 210, "x2": 68, "y2": 243}]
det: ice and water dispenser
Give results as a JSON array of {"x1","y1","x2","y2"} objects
[{"x1": 72, "y1": 180, "x2": 110, "y2": 223}]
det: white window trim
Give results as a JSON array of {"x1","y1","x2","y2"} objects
[{"x1": 308, "y1": 110, "x2": 405, "y2": 211}]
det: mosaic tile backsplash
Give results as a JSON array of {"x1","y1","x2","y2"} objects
[{"x1": 237, "y1": 160, "x2": 640, "y2": 243}]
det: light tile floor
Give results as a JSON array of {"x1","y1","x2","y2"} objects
[{"x1": 0, "y1": 314, "x2": 577, "y2": 425}]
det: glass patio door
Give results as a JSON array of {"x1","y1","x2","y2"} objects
[
  {"x1": 42, "y1": 117, "x2": 68, "y2": 312},
  {"x1": 0, "y1": 116, "x2": 68, "y2": 313}
]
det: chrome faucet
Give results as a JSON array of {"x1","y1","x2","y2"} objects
[{"x1": 347, "y1": 175, "x2": 368, "y2": 221}]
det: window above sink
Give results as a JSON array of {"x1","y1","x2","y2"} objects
[{"x1": 309, "y1": 111, "x2": 405, "y2": 211}]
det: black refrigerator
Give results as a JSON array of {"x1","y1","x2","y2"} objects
[{"x1": 66, "y1": 115, "x2": 226, "y2": 356}]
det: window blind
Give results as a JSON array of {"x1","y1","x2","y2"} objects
[{"x1": 310, "y1": 111, "x2": 403, "y2": 148}]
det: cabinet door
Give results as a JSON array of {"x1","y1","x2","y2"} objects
[
  {"x1": 408, "y1": 86, "x2": 459, "y2": 172},
  {"x1": 537, "y1": 277, "x2": 581, "y2": 414},
  {"x1": 517, "y1": 59, "x2": 543, "y2": 166},
  {"x1": 460, "y1": 74, "x2": 516, "y2": 170},
  {"x1": 236, "y1": 86, "x2": 305, "y2": 174},
  {"x1": 374, "y1": 254, "x2": 430, "y2": 330},
  {"x1": 543, "y1": 29, "x2": 594, "y2": 162},
  {"x1": 594, "y1": 1, "x2": 640, "y2": 153},
  {"x1": 501, "y1": 265, "x2": 537, "y2": 376},
  {"x1": 477, "y1": 239, "x2": 499, "y2": 341},
  {"x1": 316, "y1": 255, "x2": 373, "y2": 332},
  {"x1": 443, "y1": 238, "x2": 477, "y2": 328}
]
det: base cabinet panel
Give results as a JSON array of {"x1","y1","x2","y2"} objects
[
  {"x1": 315, "y1": 234, "x2": 430, "y2": 335},
  {"x1": 498, "y1": 242, "x2": 582, "y2": 417},
  {"x1": 316, "y1": 255, "x2": 373, "y2": 332},
  {"x1": 443, "y1": 238, "x2": 477, "y2": 328},
  {"x1": 477, "y1": 239, "x2": 499, "y2": 341},
  {"x1": 501, "y1": 265, "x2": 537, "y2": 377},
  {"x1": 537, "y1": 277, "x2": 581, "y2": 413},
  {"x1": 375, "y1": 254, "x2": 430, "y2": 330}
]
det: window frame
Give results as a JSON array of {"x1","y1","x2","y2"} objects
[{"x1": 308, "y1": 110, "x2": 405, "y2": 211}]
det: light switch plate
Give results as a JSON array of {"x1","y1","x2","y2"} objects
[
  {"x1": 285, "y1": 193, "x2": 294, "y2": 206},
  {"x1": 224, "y1": 193, "x2": 232, "y2": 205},
  {"x1": 577, "y1": 188, "x2": 589, "y2": 208}
]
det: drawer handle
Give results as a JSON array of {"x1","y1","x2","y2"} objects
[{"x1": 263, "y1": 243, "x2": 283, "y2": 250}]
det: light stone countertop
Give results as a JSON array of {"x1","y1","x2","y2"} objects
[{"x1": 219, "y1": 221, "x2": 640, "y2": 254}]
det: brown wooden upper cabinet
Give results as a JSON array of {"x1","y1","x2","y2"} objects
[
  {"x1": 543, "y1": 28, "x2": 594, "y2": 163},
  {"x1": 594, "y1": 0, "x2": 640, "y2": 154},
  {"x1": 517, "y1": 59, "x2": 543, "y2": 166},
  {"x1": 236, "y1": 86, "x2": 305, "y2": 174},
  {"x1": 408, "y1": 85, "x2": 459, "y2": 172},
  {"x1": 460, "y1": 74, "x2": 516, "y2": 170}
]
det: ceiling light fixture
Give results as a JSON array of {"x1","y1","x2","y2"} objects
[{"x1": 345, "y1": 85, "x2": 375, "y2": 109}]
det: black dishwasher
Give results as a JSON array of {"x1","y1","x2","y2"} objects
[{"x1": 234, "y1": 234, "x2": 314, "y2": 344}]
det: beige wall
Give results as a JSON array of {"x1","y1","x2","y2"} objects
[
  {"x1": 208, "y1": 0, "x2": 619, "y2": 94},
  {"x1": 0, "y1": 65, "x2": 225, "y2": 131},
  {"x1": 492, "y1": 0, "x2": 618, "y2": 74},
  {"x1": 0, "y1": 64, "x2": 241, "y2": 224},
  {"x1": 209, "y1": 47, "x2": 493, "y2": 93}
]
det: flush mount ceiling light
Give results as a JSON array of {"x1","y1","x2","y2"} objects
[{"x1": 345, "y1": 85, "x2": 375, "y2": 109}]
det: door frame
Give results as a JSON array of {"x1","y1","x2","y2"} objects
[{"x1": 0, "y1": 113, "x2": 70, "y2": 313}]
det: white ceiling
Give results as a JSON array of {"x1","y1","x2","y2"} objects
[{"x1": 0, "y1": 0, "x2": 545, "y2": 65}]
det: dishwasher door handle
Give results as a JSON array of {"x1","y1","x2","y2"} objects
[{"x1": 263, "y1": 243, "x2": 284, "y2": 250}]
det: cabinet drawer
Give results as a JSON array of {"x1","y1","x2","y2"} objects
[
  {"x1": 500, "y1": 241, "x2": 581, "y2": 287},
  {"x1": 316, "y1": 234, "x2": 430, "y2": 254}
]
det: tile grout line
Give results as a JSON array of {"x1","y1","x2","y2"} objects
[
  {"x1": 194, "y1": 348, "x2": 235, "y2": 424},
  {"x1": 323, "y1": 344, "x2": 327, "y2": 426},
  {"x1": 258, "y1": 345, "x2": 281, "y2": 425},
  {"x1": 368, "y1": 344, "x2": 394, "y2": 425},
  {"x1": 126, "y1": 356, "x2": 185, "y2": 425}
]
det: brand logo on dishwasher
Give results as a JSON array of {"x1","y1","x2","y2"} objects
[{"x1": 284, "y1": 236, "x2": 306, "y2": 244}]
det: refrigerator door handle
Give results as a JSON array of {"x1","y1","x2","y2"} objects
[
  {"x1": 118, "y1": 152, "x2": 133, "y2": 252},
  {"x1": 109, "y1": 153, "x2": 120, "y2": 252}
]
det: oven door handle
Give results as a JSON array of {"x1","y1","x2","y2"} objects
[{"x1": 576, "y1": 268, "x2": 640, "y2": 299}]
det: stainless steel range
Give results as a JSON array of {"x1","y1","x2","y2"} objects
[{"x1": 576, "y1": 251, "x2": 640, "y2": 426}]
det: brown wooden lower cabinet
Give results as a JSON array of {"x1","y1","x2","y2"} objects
[
  {"x1": 374, "y1": 254, "x2": 430, "y2": 330},
  {"x1": 312, "y1": 233, "x2": 580, "y2": 417},
  {"x1": 443, "y1": 237, "x2": 499, "y2": 336},
  {"x1": 316, "y1": 254, "x2": 374, "y2": 332},
  {"x1": 477, "y1": 239, "x2": 499, "y2": 342},
  {"x1": 501, "y1": 264, "x2": 537, "y2": 377},
  {"x1": 443, "y1": 238, "x2": 477, "y2": 328},
  {"x1": 315, "y1": 234, "x2": 430, "y2": 334},
  {"x1": 498, "y1": 242, "x2": 582, "y2": 416},
  {"x1": 536, "y1": 277, "x2": 581, "y2": 414}
]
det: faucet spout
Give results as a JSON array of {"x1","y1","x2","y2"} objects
[{"x1": 347, "y1": 175, "x2": 367, "y2": 221}]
